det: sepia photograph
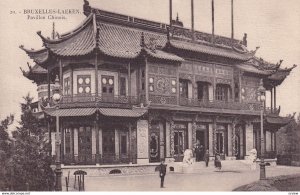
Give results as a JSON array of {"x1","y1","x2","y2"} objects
[{"x1": 0, "y1": 0, "x2": 299, "y2": 192}]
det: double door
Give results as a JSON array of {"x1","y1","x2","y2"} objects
[
  {"x1": 173, "y1": 123, "x2": 188, "y2": 162},
  {"x1": 78, "y1": 126, "x2": 92, "y2": 164}
]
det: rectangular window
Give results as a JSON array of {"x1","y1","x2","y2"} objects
[
  {"x1": 77, "y1": 75, "x2": 91, "y2": 94},
  {"x1": 65, "y1": 128, "x2": 71, "y2": 154},
  {"x1": 215, "y1": 84, "x2": 228, "y2": 101},
  {"x1": 179, "y1": 79, "x2": 188, "y2": 98},
  {"x1": 120, "y1": 77, "x2": 126, "y2": 96},
  {"x1": 64, "y1": 77, "x2": 70, "y2": 95}
]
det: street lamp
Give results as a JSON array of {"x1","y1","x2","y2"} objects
[
  {"x1": 258, "y1": 79, "x2": 266, "y2": 180},
  {"x1": 52, "y1": 75, "x2": 62, "y2": 191}
]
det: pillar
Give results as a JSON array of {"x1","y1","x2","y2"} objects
[
  {"x1": 51, "y1": 132, "x2": 56, "y2": 156},
  {"x1": 228, "y1": 124, "x2": 233, "y2": 156},
  {"x1": 92, "y1": 127, "x2": 96, "y2": 162},
  {"x1": 136, "y1": 120, "x2": 149, "y2": 164},
  {"x1": 128, "y1": 122, "x2": 132, "y2": 163},
  {"x1": 165, "y1": 121, "x2": 171, "y2": 158},
  {"x1": 115, "y1": 129, "x2": 119, "y2": 160},
  {"x1": 208, "y1": 124, "x2": 213, "y2": 156},
  {"x1": 74, "y1": 128, "x2": 78, "y2": 162},
  {"x1": 188, "y1": 122, "x2": 193, "y2": 149},
  {"x1": 99, "y1": 128, "x2": 103, "y2": 158},
  {"x1": 245, "y1": 123, "x2": 254, "y2": 157}
]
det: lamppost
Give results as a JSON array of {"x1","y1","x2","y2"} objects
[
  {"x1": 52, "y1": 75, "x2": 62, "y2": 191},
  {"x1": 258, "y1": 79, "x2": 266, "y2": 180}
]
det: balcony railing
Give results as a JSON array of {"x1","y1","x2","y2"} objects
[
  {"x1": 60, "y1": 94, "x2": 138, "y2": 106},
  {"x1": 179, "y1": 97, "x2": 261, "y2": 111}
]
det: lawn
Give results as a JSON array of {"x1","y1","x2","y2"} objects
[{"x1": 233, "y1": 174, "x2": 300, "y2": 191}]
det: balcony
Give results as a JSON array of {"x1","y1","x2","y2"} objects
[
  {"x1": 179, "y1": 97, "x2": 261, "y2": 111},
  {"x1": 59, "y1": 93, "x2": 138, "y2": 108}
]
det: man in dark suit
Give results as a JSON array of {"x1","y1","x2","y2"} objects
[{"x1": 159, "y1": 160, "x2": 167, "y2": 188}]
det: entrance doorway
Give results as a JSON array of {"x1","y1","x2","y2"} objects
[
  {"x1": 216, "y1": 124, "x2": 228, "y2": 160},
  {"x1": 78, "y1": 126, "x2": 92, "y2": 164},
  {"x1": 173, "y1": 123, "x2": 188, "y2": 162},
  {"x1": 102, "y1": 130, "x2": 115, "y2": 163}
]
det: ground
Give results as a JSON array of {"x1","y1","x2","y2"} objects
[{"x1": 63, "y1": 162, "x2": 300, "y2": 191}]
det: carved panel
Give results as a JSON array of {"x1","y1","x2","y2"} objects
[
  {"x1": 137, "y1": 120, "x2": 149, "y2": 159},
  {"x1": 170, "y1": 120, "x2": 175, "y2": 157},
  {"x1": 195, "y1": 75, "x2": 214, "y2": 83},
  {"x1": 216, "y1": 78, "x2": 232, "y2": 85},
  {"x1": 242, "y1": 76, "x2": 260, "y2": 87},
  {"x1": 179, "y1": 73, "x2": 193, "y2": 81},
  {"x1": 148, "y1": 63, "x2": 176, "y2": 76},
  {"x1": 215, "y1": 65, "x2": 233, "y2": 78}
]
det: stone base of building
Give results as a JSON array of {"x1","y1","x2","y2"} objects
[
  {"x1": 62, "y1": 163, "x2": 160, "y2": 177},
  {"x1": 225, "y1": 156, "x2": 237, "y2": 160},
  {"x1": 137, "y1": 158, "x2": 149, "y2": 164}
]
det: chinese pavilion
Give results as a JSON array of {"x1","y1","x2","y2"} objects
[{"x1": 21, "y1": 0, "x2": 296, "y2": 169}]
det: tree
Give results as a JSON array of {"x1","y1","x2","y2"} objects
[
  {"x1": 11, "y1": 94, "x2": 54, "y2": 191},
  {"x1": 0, "y1": 114, "x2": 14, "y2": 190},
  {"x1": 277, "y1": 113, "x2": 300, "y2": 155}
]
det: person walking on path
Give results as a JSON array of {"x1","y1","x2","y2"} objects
[
  {"x1": 159, "y1": 160, "x2": 167, "y2": 188},
  {"x1": 214, "y1": 152, "x2": 222, "y2": 171},
  {"x1": 204, "y1": 149, "x2": 209, "y2": 167}
]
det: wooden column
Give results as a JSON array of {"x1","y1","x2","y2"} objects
[
  {"x1": 70, "y1": 67, "x2": 73, "y2": 100},
  {"x1": 60, "y1": 122, "x2": 64, "y2": 163},
  {"x1": 95, "y1": 117, "x2": 99, "y2": 164},
  {"x1": 95, "y1": 51, "x2": 99, "y2": 99},
  {"x1": 47, "y1": 68, "x2": 51, "y2": 101},
  {"x1": 129, "y1": 122, "x2": 132, "y2": 163},
  {"x1": 71, "y1": 127, "x2": 74, "y2": 162},
  {"x1": 128, "y1": 62, "x2": 131, "y2": 101},
  {"x1": 271, "y1": 88, "x2": 273, "y2": 112},
  {"x1": 59, "y1": 59, "x2": 63, "y2": 87},
  {"x1": 274, "y1": 87, "x2": 277, "y2": 110},
  {"x1": 145, "y1": 57, "x2": 149, "y2": 104},
  {"x1": 48, "y1": 119, "x2": 51, "y2": 156}
]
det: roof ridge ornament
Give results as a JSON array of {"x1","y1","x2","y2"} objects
[{"x1": 83, "y1": 0, "x2": 91, "y2": 16}]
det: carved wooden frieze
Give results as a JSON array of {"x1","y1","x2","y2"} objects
[
  {"x1": 215, "y1": 65, "x2": 233, "y2": 78},
  {"x1": 216, "y1": 77, "x2": 232, "y2": 85},
  {"x1": 179, "y1": 73, "x2": 193, "y2": 81},
  {"x1": 242, "y1": 76, "x2": 260, "y2": 87},
  {"x1": 195, "y1": 75, "x2": 214, "y2": 83},
  {"x1": 180, "y1": 61, "x2": 214, "y2": 76},
  {"x1": 148, "y1": 63, "x2": 176, "y2": 76},
  {"x1": 137, "y1": 120, "x2": 149, "y2": 159}
]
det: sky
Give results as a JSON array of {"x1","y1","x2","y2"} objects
[{"x1": 0, "y1": 0, "x2": 299, "y2": 122}]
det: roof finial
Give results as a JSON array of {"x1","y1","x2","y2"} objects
[
  {"x1": 176, "y1": 13, "x2": 179, "y2": 21},
  {"x1": 52, "y1": 22, "x2": 55, "y2": 40}
]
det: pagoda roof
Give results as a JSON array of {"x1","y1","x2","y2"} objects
[
  {"x1": 19, "y1": 46, "x2": 50, "y2": 65},
  {"x1": 20, "y1": 63, "x2": 47, "y2": 83},
  {"x1": 44, "y1": 107, "x2": 147, "y2": 118},
  {"x1": 168, "y1": 39, "x2": 253, "y2": 61},
  {"x1": 21, "y1": 1, "x2": 255, "y2": 64},
  {"x1": 264, "y1": 113, "x2": 294, "y2": 131}
]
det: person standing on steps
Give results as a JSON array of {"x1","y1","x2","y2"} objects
[
  {"x1": 204, "y1": 149, "x2": 209, "y2": 167},
  {"x1": 159, "y1": 160, "x2": 167, "y2": 188}
]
